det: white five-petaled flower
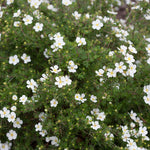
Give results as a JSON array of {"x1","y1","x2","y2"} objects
[
  {"x1": 6, "y1": 0, "x2": 14, "y2": 5},
  {"x1": 76, "y1": 37, "x2": 86, "y2": 46},
  {"x1": 21, "y1": 53, "x2": 31, "y2": 63},
  {"x1": 95, "y1": 69, "x2": 104, "y2": 77},
  {"x1": 50, "y1": 99, "x2": 58, "y2": 107},
  {"x1": 68, "y1": 60, "x2": 78, "y2": 73},
  {"x1": 35, "y1": 122, "x2": 42, "y2": 131},
  {"x1": 39, "y1": 129, "x2": 47, "y2": 137},
  {"x1": 0, "y1": 107, "x2": 10, "y2": 118},
  {"x1": 7, "y1": 112, "x2": 16, "y2": 122},
  {"x1": 6, "y1": 130, "x2": 17, "y2": 141},
  {"x1": 13, "y1": 9, "x2": 21, "y2": 17},
  {"x1": 50, "y1": 65, "x2": 61, "y2": 73},
  {"x1": 33, "y1": 22, "x2": 43, "y2": 32},
  {"x1": 90, "y1": 95, "x2": 97, "y2": 103},
  {"x1": 128, "y1": 45, "x2": 137, "y2": 54},
  {"x1": 72, "y1": 11, "x2": 81, "y2": 20},
  {"x1": 23, "y1": 15, "x2": 33, "y2": 25},
  {"x1": 26, "y1": 79, "x2": 38, "y2": 90},
  {"x1": 125, "y1": 53, "x2": 135, "y2": 64},
  {"x1": 19, "y1": 95, "x2": 28, "y2": 105},
  {"x1": 92, "y1": 19, "x2": 103, "y2": 30},
  {"x1": 55, "y1": 76, "x2": 66, "y2": 88},
  {"x1": 62, "y1": 0, "x2": 72, "y2": 6},
  {"x1": 115, "y1": 62, "x2": 126, "y2": 73},
  {"x1": 49, "y1": 136, "x2": 60, "y2": 146},
  {"x1": 13, "y1": 118, "x2": 23, "y2": 128},
  {"x1": 91, "y1": 121, "x2": 101, "y2": 130},
  {"x1": 75, "y1": 93, "x2": 87, "y2": 103},
  {"x1": 14, "y1": 21, "x2": 21, "y2": 27},
  {"x1": 9, "y1": 55, "x2": 19, "y2": 65},
  {"x1": 107, "y1": 68, "x2": 117, "y2": 78},
  {"x1": 96, "y1": 112, "x2": 106, "y2": 121},
  {"x1": 12, "y1": 95, "x2": 18, "y2": 101}
]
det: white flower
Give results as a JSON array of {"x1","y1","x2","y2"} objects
[
  {"x1": 107, "y1": 68, "x2": 117, "y2": 78},
  {"x1": 40, "y1": 73, "x2": 48, "y2": 82},
  {"x1": 90, "y1": 95, "x2": 97, "y2": 103},
  {"x1": 72, "y1": 11, "x2": 81, "y2": 20},
  {"x1": 0, "y1": 143, "x2": 9, "y2": 150},
  {"x1": 49, "y1": 136, "x2": 60, "y2": 146},
  {"x1": 13, "y1": 118, "x2": 23, "y2": 128},
  {"x1": 23, "y1": 15, "x2": 33, "y2": 25},
  {"x1": 50, "y1": 99, "x2": 58, "y2": 107},
  {"x1": 128, "y1": 45, "x2": 137, "y2": 54},
  {"x1": 76, "y1": 37, "x2": 86, "y2": 46},
  {"x1": 147, "y1": 58, "x2": 150, "y2": 64},
  {"x1": 91, "y1": 121, "x2": 101, "y2": 130},
  {"x1": 91, "y1": 108, "x2": 99, "y2": 115},
  {"x1": 33, "y1": 22, "x2": 43, "y2": 32},
  {"x1": 54, "y1": 39, "x2": 65, "y2": 49},
  {"x1": 13, "y1": 9, "x2": 21, "y2": 17},
  {"x1": 0, "y1": 107, "x2": 10, "y2": 118},
  {"x1": 64, "y1": 75, "x2": 72, "y2": 85},
  {"x1": 30, "y1": 0, "x2": 41, "y2": 8},
  {"x1": 0, "y1": 11, "x2": 3, "y2": 18},
  {"x1": 7, "y1": 112, "x2": 16, "y2": 122},
  {"x1": 19, "y1": 95, "x2": 28, "y2": 105},
  {"x1": 95, "y1": 69, "x2": 104, "y2": 76},
  {"x1": 117, "y1": 45, "x2": 127, "y2": 55},
  {"x1": 86, "y1": 116, "x2": 92, "y2": 124},
  {"x1": 39, "y1": 129, "x2": 47, "y2": 137},
  {"x1": 143, "y1": 85, "x2": 150, "y2": 94},
  {"x1": 109, "y1": 51, "x2": 114, "y2": 56},
  {"x1": 146, "y1": 44, "x2": 150, "y2": 54},
  {"x1": 14, "y1": 21, "x2": 21, "y2": 27},
  {"x1": 55, "y1": 76, "x2": 66, "y2": 88},
  {"x1": 9, "y1": 55, "x2": 19, "y2": 65},
  {"x1": 92, "y1": 19, "x2": 103, "y2": 30},
  {"x1": 96, "y1": 112, "x2": 106, "y2": 121},
  {"x1": 122, "y1": 132, "x2": 130, "y2": 142},
  {"x1": 50, "y1": 65, "x2": 61, "y2": 73},
  {"x1": 39, "y1": 112, "x2": 47, "y2": 121},
  {"x1": 21, "y1": 53, "x2": 31, "y2": 63},
  {"x1": 35, "y1": 122, "x2": 42, "y2": 131},
  {"x1": 6, "y1": 130, "x2": 17, "y2": 141},
  {"x1": 11, "y1": 106, "x2": 16, "y2": 112},
  {"x1": 12, "y1": 95, "x2": 18, "y2": 101},
  {"x1": 68, "y1": 61, "x2": 78, "y2": 73},
  {"x1": 26, "y1": 79, "x2": 38, "y2": 90},
  {"x1": 124, "y1": 53, "x2": 135, "y2": 64},
  {"x1": 143, "y1": 95, "x2": 150, "y2": 105},
  {"x1": 6, "y1": 0, "x2": 14, "y2": 5},
  {"x1": 62, "y1": 0, "x2": 72, "y2": 6},
  {"x1": 139, "y1": 126, "x2": 148, "y2": 137},
  {"x1": 115, "y1": 62, "x2": 126, "y2": 73}
]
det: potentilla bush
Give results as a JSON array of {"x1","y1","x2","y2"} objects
[{"x1": 0, "y1": 0, "x2": 150, "y2": 149}]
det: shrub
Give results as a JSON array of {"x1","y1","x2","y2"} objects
[{"x1": 0, "y1": 0, "x2": 150, "y2": 149}]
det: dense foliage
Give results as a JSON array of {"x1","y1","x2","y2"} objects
[{"x1": 0, "y1": 0, "x2": 150, "y2": 149}]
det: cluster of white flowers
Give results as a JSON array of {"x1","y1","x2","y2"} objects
[
  {"x1": 0, "y1": 106, "x2": 23, "y2": 142},
  {"x1": 76, "y1": 37, "x2": 86, "y2": 46},
  {"x1": 67, "y1": 60, "x2": 78, "y2": 73},
  {"x1": 50, "y1": 32, "x2": 65, "y2": 52},
  {"x1": 9, "y1": 53, "x2": 31, "y2": 65},
  {"x1": 75, "y1": 93, "x2": 87, "y2": 103},
  {"x1": 143, "y1": 84, "x2": 150, "y2": 105},
  {"x1": 86, "y1": 108, "x2": 106, "y2": 130},
  {"x1": 104, "y1": 131, "x2": 114, "y2": 141},
  {"x1": 55, "y1": 75, "x2": 72, "y2": 88},
  {"x1": 26, "y1": 79, "x2": 38, "y2": 93},
  {"x1": 119, "y1": 110, "x2": 149, "y2": 149}
]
